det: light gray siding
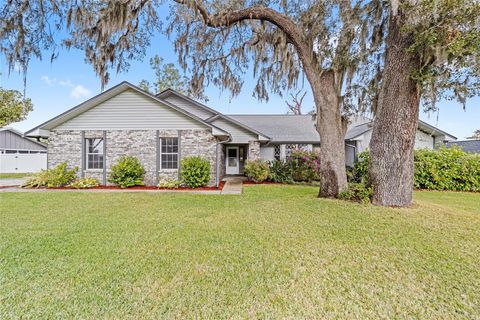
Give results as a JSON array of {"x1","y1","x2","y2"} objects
[
  {"x1": 56, "y1": 89, "x2": 209, "y2": 130},
  {"x1": 0, "y1": 130, "x2": 46, "y2": 151},
  {"x1": 415, "y1": 130, "x2": 434, "y2": 149},
  {"x1": 260, "y1": 146, "x2": 274, "y2": 161},
  {"x1": 163, "y1": 95, "x2": 215, "y2": 120},
  {"x1": 210, "y1": 118, "x2": 257, "y2": 144}
]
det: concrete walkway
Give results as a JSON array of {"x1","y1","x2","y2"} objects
[
  {"x1": 0, "y1": 178, "x2": 28, "y2": 187},
  {"x1": 221, "y1": 176, "x2": 246, "y2": 195}
]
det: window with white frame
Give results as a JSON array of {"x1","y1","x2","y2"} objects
[
  {"x1": 160, "y1": 137, "x2": 179, "y2": 169},
  {"x1": 86, "y1": 138, "x2": 104, "y2": 169},
  {"x1": 274, "y1": 145, "x2": 281, "y2": 160}
]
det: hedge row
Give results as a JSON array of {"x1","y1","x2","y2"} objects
[{"x1": 353, "y1": 146, "x2": 480, "y2": 192}]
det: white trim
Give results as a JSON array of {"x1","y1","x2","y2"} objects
[{"x1": 225, "y1": 146, "x2": 240, "y2": 175}]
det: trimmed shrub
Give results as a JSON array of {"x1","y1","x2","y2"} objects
[
  {"x1": 287, "y1": 150, "x2": 321, "y2": 182},
  {"x1": 22, "y1": 162, "x2": 78, "y2": 188},
  {"x1": 181, "y1": 156, "x2": 210, "y2": 188},
  {"x1": 414, "y1": 146, "x2": 480, "y2": 191},
  {"x1": 109, "y1": 156, "x2": 145, "y2": 188},
  {"x1": 158, "y1": 178, "x2": 182, "y2": 189},
  {"x1": 69, "y1": 177, "x2": 99, "y2": 189},
  {"x1": 338, "y1": 182, "x2": 373, "y2": 204},
  {"x1": 244, "y1": 160, "x2": 269, "y2": 182},
  {"x1": 352, "y1": 146, "x2": 480, "y2": 192},
  {"x1": 268, "y1": 160, "x2": 293, "y2": 183}
]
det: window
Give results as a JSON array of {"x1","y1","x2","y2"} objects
[
  {"x1": 285, "y1": 144, "x2": 296, "y2": 157},
  {"x1": 86, "y1": 138, "x2": 104, "y2": 169},
  {"x1": 160, "y1": 137, "x2": 178, "y2": 169},
  {"x1": 274, "y1": 145, "x2": 281, "y2": 160}
]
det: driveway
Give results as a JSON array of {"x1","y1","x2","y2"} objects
[{"x1": 0, "y1": 177, "x2": 28, "y2": 187}]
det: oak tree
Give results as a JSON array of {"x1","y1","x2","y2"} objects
[
  {"x1": 0, "y1": 0, "x2": 384, "y2": 198},
  {"x1": 368, "y1": 0, "x2": 480, "y2": 206}
]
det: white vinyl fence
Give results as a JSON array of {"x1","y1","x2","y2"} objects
[{"x1": 0, "y1": 153, "x2": 47, "y2": 173}]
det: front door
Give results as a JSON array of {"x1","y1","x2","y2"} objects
[{"x1": 226, "y1": 146, "x2": 240, "y2": 175}]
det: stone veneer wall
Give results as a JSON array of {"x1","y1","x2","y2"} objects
[
  {"x1": 247, "y1": 140, "x2": 261, "y2": 160},
  {"x1": 180, "y1": 129, "x2": 218, "y2": 186},
  {"x1": 48, "y1": 129, "x2": 219, "y2": 186}
]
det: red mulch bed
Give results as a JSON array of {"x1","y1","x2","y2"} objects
[{"x1": 33, "y1": 181, "x2": 225, "y2": 191}]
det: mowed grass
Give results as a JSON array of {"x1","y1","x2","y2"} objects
[
  {"x1": 0, "y1": 172, "x2": 32, "y2": 179},
  {"x1": 1, "y1": 186, "x2": 479, "y2": 319}
]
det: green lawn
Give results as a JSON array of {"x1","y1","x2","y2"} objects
[
  {"x1": 0, "y1": 172, "x2": 32, "y2": 179},
  {"x1": 1, "y1": 186, "x2": 479, "y2": 318}
]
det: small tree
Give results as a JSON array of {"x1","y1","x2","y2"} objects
[
  {"x1": 285, "y1": 90, "x2": 306, "y2": 115},
  {"x1": 139, "y1": 54, "x2": 208, "y2": 101},
  {"x1": 0, "y1": 87, "x2": 33, "y2": 126},
  {"x1": 467, "y1": 130, "x2": 480, "y2": 140}
]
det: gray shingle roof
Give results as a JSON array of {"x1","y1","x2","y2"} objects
[
  {"x1": 446, "y1": 140, "x2": 480, "y2": 153},
  {"x1": 227, "y1": 115, "x2": 320, "y2": 143},
  {"x1": 344, "y1": 122, "x2": 373, "y2": 140},
  {"x1": 227, "y1": 114, "x2": 373, "y2": 143}
]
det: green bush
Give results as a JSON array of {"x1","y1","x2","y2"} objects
[
  {"x1": 69, "y1": 177, "x2": 99, "y2": 189},
  {"x1": 158, "y1": 178, "x2": 182, "y2": 189},
  {"x1": 22, "y1": 162, "x2": 78, "y2": 188},
  {"x1": 414, "y1": 146, "x2": 480, "y2": 191},
  {"x1": 353, "y1": 150, "x2": 370, "y2": 183},
  {"x1": 338, "y1": 182, "x2": 373, "y2": 204},
  {"x1": 268, "y1": 160, "x2": 293, "y2": 183},
  {"x1": 109, "y1": 156, "x2": 145, "y2": 188},
  {"x1": 287, "y1": 150, "x2": 321, "y2": 182},
  {"x1": 352, "y1": 146, "x2": 480, "y2": 192},
  {"x1": 244, "y1": 160, "x2": 270, "y2": 182},
  {"x1": 181, "y1": 156, "x2": 211, "y2": 188}
]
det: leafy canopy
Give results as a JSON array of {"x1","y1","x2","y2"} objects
[
  {"x1": 0, "y1": 87, "x2": 33, "y2": 126},
  {"x1": 139, "y1": 54, "x2": 208, "y2": 101}
]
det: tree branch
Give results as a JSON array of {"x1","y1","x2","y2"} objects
[{"x1": 174, "y1": 0, "x2": 318, "y2": 82}]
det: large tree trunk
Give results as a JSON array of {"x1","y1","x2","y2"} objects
[
  {"x1": 368, "y1": 11, "x2": 421, "y2": 207},
  {"x1": 313, "y1": 71, "x2": 348, "y2": 198}
]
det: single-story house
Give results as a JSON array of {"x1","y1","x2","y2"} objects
[
  {"x1": 0, "y1": 127, "x2": 47, "y2": 173},
  {"x1": 446, "y1": 140, "x2": 480, "y2": 153},
  {"x1": 25, "y1": 81, "x2": 456, "y2": 186}
]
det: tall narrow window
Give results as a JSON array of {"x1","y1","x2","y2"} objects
[
  {"x1": 160, "y1": 137, "x2": 179, "y2": 169},
  {"x1": 86, "y1": 138, "x2": 104, "y2": 169},
  {"x1": 274, "y1": 145, "x2": 281, "y2": 161}
]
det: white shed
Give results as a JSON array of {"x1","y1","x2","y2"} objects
[{"x1": 0, "y1": 128, "x2": 47, "y2": 173}]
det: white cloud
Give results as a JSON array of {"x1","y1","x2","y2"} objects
[
  {"x1": 71, "y1": 85, "x2": 91, "y2": 99},
  {"x1": 41, "y1": 76, "x2": 91, "y2": 100},
  {"x1": 58, "y1": 80, "x2": 74, "y2": 88},
  {"x1": 40, "y1": 75, "x2": 57, "y2": 86}
]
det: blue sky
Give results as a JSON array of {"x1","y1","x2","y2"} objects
[{"x1": 1, "y1": 33, "x2": 478, "y2": 140}]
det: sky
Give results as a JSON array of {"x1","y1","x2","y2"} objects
[{"x1": 1, "y1": 33, "x2": 479, "y2": 140}]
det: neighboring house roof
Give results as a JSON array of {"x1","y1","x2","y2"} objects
[
  {"x1": 417, "y1": 120, "x2": 457, "y2": 140},
  {"x1": 25, "y1": 82, "x2": 229, "y2": 138},
  {"x1": 446, "y1": 140, "x2": 480, "y2": 153},
  {"x1": 227, "y1": 115, "x2": 319, "y2": 143},
  {"x1": 0, "y1": 127, "x2": 47, "y2": 150},
  {"x1": 344, "y1": 122, "x2": 373, "y2": 140}
]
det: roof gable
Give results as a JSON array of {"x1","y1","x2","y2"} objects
[{"x1": 26, "y1": 82, "x2": 228, "y2": 137}]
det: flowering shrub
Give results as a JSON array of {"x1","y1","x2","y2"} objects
[{"x1": 287, "y1": 150, "x2": 321, "y2": 182}]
